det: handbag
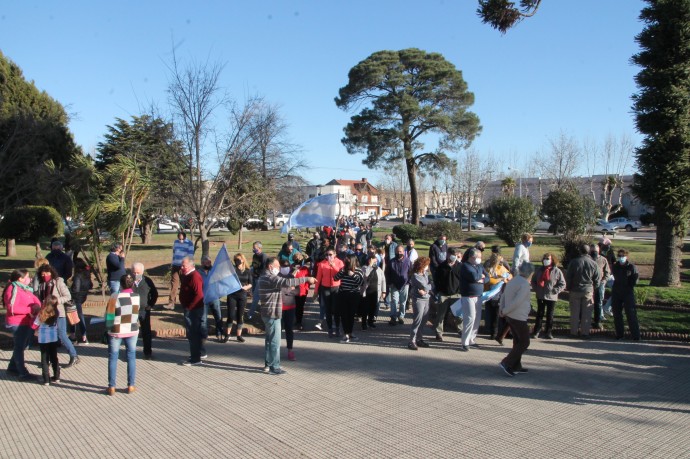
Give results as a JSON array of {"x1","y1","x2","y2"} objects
[{"x1": 64, "y1": 300, "x2": 81, "y2": 325}]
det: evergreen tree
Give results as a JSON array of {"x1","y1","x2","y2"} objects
[{"x1": 631, "y1": 0, "x2": 690, "y2": 287}]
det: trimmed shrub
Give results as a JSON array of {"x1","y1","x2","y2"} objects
[
  {"x1": 0, "y1": 205, "x2": 64, "y2": 242},
  {"x1": 392, "y1": 224, "x2": 420, "y2": 243},
  {"x1": 489, "y1": 197, "x2": 538, "y2": 247}
]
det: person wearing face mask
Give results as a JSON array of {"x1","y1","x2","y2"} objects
[
  {"x1": 198, "y1": 255, "x2": 225, "y2": 342},
  {"x1": 291, "y1": 253, "x2": 311, "y2": 331},
  {"x1": 167, "y1": 232, "x2": 194, "y2": 309},
  {"x1": 428, "y1": 234, "x2": 448, "y2": 275},
  {"x1": 565, "y1": 245, "x2": 601, "y2": 339},
  {"x1": 498, "y1": 263, "x2": 535, "y2": 377},
  {"x1": 407, "y1": 257, "x2": 433, "y2": 350},
  {"x1": 179, "y1": 257, "x2": 205, "y2": 366},
  {"x1": 459, "y1": 248, "x2": 489, "y2": 352},
  {"x1": 361, "y1": 254, "x2": 386, "y2": 329},
  {"x1": 248, "y1": 241, "x2": 269, "y2": 318},
  {"x1": 610, "y1": 249, "x2": 640, "y2": 341},
  {"x1": 306, "y1": 232, "x2": 322, "y2": 268},
  {"x1": 433, "y1": 247, "x2": 462, "y2": 341},
  {"x1": 333, "y1": 255, "x2": 365, "y2": 343},
  {"x1": 388, "y1": 246, "x2": 412, "y2": 325},
  {"x1": 279, "y1": 260, "x2": 299, "y2": 358},
  {"x1": 590, "y1": 244, "x2": 611, "y2": 330},
  {"x1": 34, "y1": 264, "x2": 79, "y2": 367},
  {"x1": 483, "y1": 252, "x2": 513, "y2": 340},
  {"x1": 131, "y1": 262, "x2": 158, "y2": 359},
  {"x1": 225, "y1": 253, "x2": 252, "y2": 342},
  {"x1": 278, "y1": 242, "x2": 298, "y2": 265},
  {"x1": 530, "y1": 253, "x2": 565, "y2": 339},
  {"x1": 354, "y1": 243, "x2": 367, "y2": 267},
  {"x1": 259, "y1": 258, "x2": 315, "y2": 374},
  {"x1": 512, "y1": 233, "x2": 533, "y2": 275},
  {"x1": 405, "y1": 239, "x2": 419, "y2": 263},
  {"x1": 4, "y1": 269, "x2": 42, "y2": 380},
  {"x1": 314, "y1": 249, "x2": 345, "y2": 335}
]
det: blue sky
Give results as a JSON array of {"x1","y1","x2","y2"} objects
[{"x1": 1, "y1": 1, "x2": 645, "y2": 186}]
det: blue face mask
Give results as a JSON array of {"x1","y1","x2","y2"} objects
[
  {"x1": 525, "y1": 241, "x2": 532, "y2": 248},
  {"x1": 618, "y1": 256, "x2": 627, "y2": 264},
  {"x1": 253, "y1": 248, "x2": 259, "y2": 254}
]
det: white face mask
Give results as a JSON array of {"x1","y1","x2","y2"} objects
[
  {"x1": 543, "y1": 259, "x2": 551, "y2": 267},
  {"x1": 270, "y1": 267, "x2": 280, "y2": 276},
  {"x1": 618, "y1": 256, "x2": 627, "y2": 264},
  {"x1": 474, "y1": 258, "x2": 481, "y2": 265},
  {"x1": 280, "y1": 267, "x2": 290, "y2": 275},
  {"x1": 448, "y1": 255, "x2": 457, "y2": 263}
]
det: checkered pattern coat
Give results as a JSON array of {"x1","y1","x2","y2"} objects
[{"x1": 105, "y1": 292, "x2": 140, "y2": 338}]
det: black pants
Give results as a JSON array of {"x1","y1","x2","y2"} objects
[
  {"x1": 484, "y1": 300, "x2": 500, "y2": 338},
  {"x1": 139, "y1": 311, "x2": 152, "y2": 356},
  {"x1": 282, "y1": 308, "x2": 296, "y2": 349},
  {"x1": 533, "y1": 299, "x2": 556, "y2": 335},
  {"x1": 612, "y1": 292, "x2": 640, "y2": 339},
  {"x1": 295, "y1": 295, "x2": 307, "y2": 326},
  {"x1": 362, "y1": 291, "x2": 378, "y2": 325},
  {"x1": 338, "y1": 290, "x2": 361, "y2": 335},
  {"x1": 502, "y1": 317, "x2": 530, "y2": 371},
  {"x1": 320, "y1": 287, "x2": 340, "y2": 331},
  {"x1": 227, "y1": 291, "x2": 247, "y2": 334},
  {"x1": 40, "y1": 342, "x2": 60, "y2": 383}
]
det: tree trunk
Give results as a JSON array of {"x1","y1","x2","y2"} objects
[
  {"x1": 140, "y1": 220, "x2": 154, "y2": 244},
  {"x1": 237, "y1": 227, "x2": 243, "y2": 250},
  {"x1": 200, "y1": 224, "x2": 211, "y2": 258},
  {"x1": 651, "y1": 213, "x2": 682, "y2": 287},
  {"x1": 5, "y1": 239, "x2": 16, "y2": 257},
  {"x1": 406, "y1": 156, "x2": 419, "y2": 225}
]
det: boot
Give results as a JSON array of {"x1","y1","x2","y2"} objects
[{"x1": 64, "y1": 356, "x2": 80, "y2": 368}]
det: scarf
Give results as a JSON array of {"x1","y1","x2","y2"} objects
[
  {"x1": 8, "y1": 281, "x2": 33, "y2": 314},
  {"x1": 538, "y1": 266, "x2": 552, "y2": 288},
  {"x1": 38, "y1": 280, "x2": 55, "y2": 301}
]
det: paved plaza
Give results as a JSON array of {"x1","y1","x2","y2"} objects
[{"x1": 1, "y1": 319, "x2": 689, "y2": 459}]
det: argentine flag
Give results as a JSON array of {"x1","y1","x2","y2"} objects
[
  {"x1": 203, "y1": 244, "x2": 241, "y2": 303},
  {"x1": 281, "y1": 193, "x2": 339, "y2": 234}
]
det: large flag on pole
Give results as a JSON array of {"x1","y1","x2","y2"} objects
[
  {"x1": 281, "y1": 193, "x2": 339, "y2": 234},
  {"x1": 203, "y1": 244, "x2": 241, "y2": 303}
]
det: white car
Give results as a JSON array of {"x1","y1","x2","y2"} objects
[
  {"x1": 608, "y1": 217, "x2": 641, "y2": 232},
  {"x1": 590, "y1": 219, "x2": 618, "y2": 235},
  {"x1": 383, "y1": 213, "x2": 399, "y2": 221},
  {"x1": 419, "y1": 214, "x2": 453, "y2": 226},
  {"x1": 535, "y1": 220, "x2": 552, "y2": 232},
  {"x1": 273, "y1": 213, "x2": 290, "y2": 227},
  {"x1": 459, "y1": 217, "x2": 485, "y2": 230},
  {"x1": 157, "y1": 218, "x2": 181, "y2": 233}
]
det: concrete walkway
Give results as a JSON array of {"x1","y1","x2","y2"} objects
[{"x1": 1, "y1": 322, "x2": 688, "y2": 458}]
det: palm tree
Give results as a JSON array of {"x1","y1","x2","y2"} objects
[{"x1": 501, "y1": 177, "x2": 517, "y2": 196}]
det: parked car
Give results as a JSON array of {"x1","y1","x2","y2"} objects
[
  {"x1": 356, "y1": 211, "x2": 372, "y2": 221},
  {"x1": 590, "y1": 219, "x2": 618, "y2": 235},
  {"x1": 608, "y1": 217, "x2": 641, "y2": 232},
  {"x1": 473, "y1": 213, "x2": 493, "y2": 227},
  {"x1": 157, "y1": 218, "x2": 182, "y2": 233},
  {"x1": 535, "y1": 220, "x2": 552, "y2": 232},
  {"x1": 419, "y1": 214, "x2": 453, "y2": 226},
  {"x1": 273, "y1": 213, "x2": 290, "y2": 227},
  {"x1": 382, "y1": 212, "x2": 399, "y2": 221},
  {"x1": 458, "y1": 217, "x2": 485, "y2": 230}
]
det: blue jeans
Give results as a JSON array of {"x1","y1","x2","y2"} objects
[
  {"x1": 263, "y1": 317, "x2": 282, "y2": 371},
  {"x1": 57, "y1": 317, "x2": 77, "y2": 358},
  {"x1": 185, "y1": 307, "x2": 204, "y2": 363},
  {"x1": 72, "y1": 300, "x2": 87, "y2": 338},
  {"x1": 108, "y1": 334, "x2": 137, "y2": 387},
  {"x1": 108, "y1": 281, "x2": 120, "y2": 294},
  {"x1": 203, "y1": 300, "x2": 224, "y2": 337},
  {"x1": 389, "y1": 284, "x2": 409, "y2": 320},
  {"x1": 8, "y1": 324, "x2": 33, "y2": 376}
]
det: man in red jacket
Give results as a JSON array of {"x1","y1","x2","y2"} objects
[{"x1": 179, "y1": 257, "x2": 205, "y2": 366}]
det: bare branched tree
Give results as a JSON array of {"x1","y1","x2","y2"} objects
[
  {"x1": 455, "y1": 149, "x2": 494, "y2": 231},
  {"x1": 583, "y1": 134, "x2": 633, "y2": 221},
  {"x1": 536, "y1": 132, "x2": 580, "y2": 190}
]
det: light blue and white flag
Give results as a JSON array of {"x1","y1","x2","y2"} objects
[
  {"x1": 203, "y1": 244, "x2": 241, "y2": 303},
  {"x1": 281, "y1": 193, "x2": 339, "y2": 234}
]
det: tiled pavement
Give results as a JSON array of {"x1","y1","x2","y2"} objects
[{"x1": 1, "y1": 313, "x2": 689, "y2": 458}]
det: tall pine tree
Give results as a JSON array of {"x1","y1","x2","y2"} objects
[{"x1": 632, "y1": 0, "x2": 690, "y2": 286}]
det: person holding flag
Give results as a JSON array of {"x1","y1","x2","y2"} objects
[{"x1": 199, "y1": 256, "x2": 226, "y2": 342}]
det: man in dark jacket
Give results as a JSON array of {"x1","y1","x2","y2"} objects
[
  {"x1": 565, "y1": 245, "x2": 601, "y2": 339},
  {"x1": 590, "y1": 243, "x2": 611, "y2": 330},
  {"x1": 46, "y1": 240, "x2": 73, "y2": 281},
  {"x1": 610, "y1": 249, "x2": 640, "y2": 340},
  {"x1": 106, "y1": 243, "x2": 126, "y2": 294},
  {"x1": 388, "y1": 245, "x2": 411, "y2": 325},
  {"x1": 459, "y1": 248, "x2": 488, "y2": 351},
  {"x1": 428, "y1": 234, "x2": 448, "y2": 275},
  {"x1": 433, "y1": 247, "x2": 462, "y2": 341},
  {"x1": 180, "y1": 257, "x2": 205, "y2": 366},
  {"x1": 248, "y1": 241, "x2": 269, "y2": 318},
  {"x1": 131, "y1": 262, "x2": 158, "y2": 359}
]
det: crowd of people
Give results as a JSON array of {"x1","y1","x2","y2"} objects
[{"x1": 3, "y1": 225, "x2": 642, "y2": 391}]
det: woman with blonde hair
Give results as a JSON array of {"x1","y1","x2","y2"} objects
[
  {"x1": 483, "y1": 252, "x2": 512, "y2": 340},
  {"x1": 408, "y1": 256, "x2": 432, "y2": 350},
  {"x1": 224, "y1": 253, "x2": 252, "y2": 342}
]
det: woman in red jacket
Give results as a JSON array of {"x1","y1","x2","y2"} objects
[{"x1": 4, "y1": 269, "x2": 42, "y2": 380}]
